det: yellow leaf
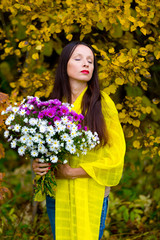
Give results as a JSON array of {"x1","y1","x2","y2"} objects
[
  {"x1": 119, "y1": 112, "x2": 126, "y2": 119},
  {"x1": 115, "y1": 77, "x2": 124, "y2": 85},
  {"x1": 133, "y1": 140, "x2": 141, "y2": 149},
  {"x1": 128, "y1": 16, "x2": 136, "y2": 23},
  {"x1": 146, "y1": 106, "x2": 152, "y2": 114},
  {"x1": 116, "y1": 103, "x2": 123, "y2": 110},
  {"x1": 14, "y1": 49, "x2": 21, "y2": 56},
  {"x1": 109, "y1": 47, "x2": 115, "y2": 54},
  {"x1": 148, "y1": 37, "x2": 155, "y2": 42},
  {"x1": 18, "y1": 41, "x2": 29, "y2": 48},
  {"x1": 118, "y1": 54, "x2": 128, "y2": 63},
  {"x1": 36, "y1": 45, "x2": 43, "y2": 50},
  {"x1": 130, "y1": 25, "x2": 136, "y2": 32},
  {"x1": 132, "y1": 120, "x2": 140, "y2": 127},
  {"x1": 5, "y1": 47, "x2": 13, "y2": 54},
  {"x1": 154, "y1": 50, "x2": 160, "y2": 60},
  {"x1": 92, "y1": 45, "x2": 99, "y2": 51},
  {"x1": 10, "y1": 82, "x2": 17, "y2": 88},
  {"x1": 137, "y1": 21, "x2": 144, "y2": 27},
  {"x1": 140, "y1": 28, "x2": 147, "y2": 35},
  {"x1": 32, "y1": 53, "x2": 39, "y2": 60},
  {"x1": 66, "y1": 34, "x2": 73, "y2": 41},
  {"x1": 141, "y1": 81, "x2": 148, "y2": 90}
]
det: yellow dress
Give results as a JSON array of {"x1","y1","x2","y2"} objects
[{"x1": 55, "y1": 87, "x2": 126, "y2": 240}]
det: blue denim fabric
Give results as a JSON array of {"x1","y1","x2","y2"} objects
[{"x1": 46, "y1": 195, "x2": 108, "y2": 240}]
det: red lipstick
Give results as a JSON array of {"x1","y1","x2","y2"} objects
[{"x1": 81, "y1": 70, "x2": 89, "y2": 74}]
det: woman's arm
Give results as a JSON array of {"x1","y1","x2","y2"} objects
[
  {"x1": 32, "y1": 159, "x2": 90, "y2": 179},
  {"x1": 55, "y1": 164, "x2": 91, "y2": 179}
]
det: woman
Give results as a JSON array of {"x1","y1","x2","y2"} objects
[{"x1": 32, "y1": 41, "x2": 126, "y2": 240}]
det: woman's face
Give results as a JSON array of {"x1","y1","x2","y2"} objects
[{"x1": 67, "y1": 44, "x2": 94, "y2": 84}]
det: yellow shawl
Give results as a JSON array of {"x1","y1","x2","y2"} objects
[{"x1": 55, "y1": 87, "x2": 126, "y2": 240}]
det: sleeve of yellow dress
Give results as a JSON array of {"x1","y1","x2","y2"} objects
[{"x1": 79, "y1": 91, "x2": 126, "y2": 187}]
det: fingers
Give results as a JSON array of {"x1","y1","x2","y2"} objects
[{"x1": 32, "y1": 158, "x2": 51, "y2": 175}]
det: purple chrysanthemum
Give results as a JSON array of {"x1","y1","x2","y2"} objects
[
  {"x1": 46, "y1": 108, "x2": 56, "y2": 118},
  {"x1": 77, "y1": 124, "x2": 82, "y2": 130},
  {"x1": 59, "y1": 105, "x2": 69, "y2": 116},
  {"x1": 26, "y1": 110, "x2": 31, "y2": 115},
  {"x1": 84, "y1": 126, "x2": 88, "y2": 131},
  {"x1": 38, "y1": 112, "x2": 44, "y2": 119},
  {"x1": 53, "y1": 116, "x2": 61, "y2": 121}
]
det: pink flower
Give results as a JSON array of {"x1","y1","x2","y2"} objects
[
  {"x1": 38, "y1": 112, "x2": 44, "y2": 119},
  {"x1": 84, "y1": 126, "x2": 88, "y2": 131},
  {"x1": 53, "y1": 116, "x2": 61, "y2": 121},
  {"x1": 46, "y1": 108, "x2": 56, "y2": 118},
  {"x1": 59, "y1": 105, "x2": 69, "y2": 116}
]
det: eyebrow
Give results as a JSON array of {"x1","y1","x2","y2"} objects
[{"x1": 72, "y1": 53, "x2": 93, "y2": 59}]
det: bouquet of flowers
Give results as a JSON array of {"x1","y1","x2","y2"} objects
[{"x1": 1, "y1": 96, "x2": 100, "y2": 201}]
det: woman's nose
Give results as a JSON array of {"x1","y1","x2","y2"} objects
[{"x1": 82, "y1": 59, "x2": 89, "y2": 67}]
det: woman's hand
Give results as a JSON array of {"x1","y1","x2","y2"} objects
[{"x1": 32, "y1": 159, "x2": 51, "y2": 176}]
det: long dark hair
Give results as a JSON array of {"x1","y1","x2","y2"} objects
[{"x1": 50, "y1": 41, "x2": 108, "y2": 146}]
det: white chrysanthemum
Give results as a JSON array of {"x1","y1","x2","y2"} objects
[
  {"x1": 60, "y1": 133, "x2": 69, "y2": 141},
  {"x1": 38, "y1": 139, "x2": 45, "y2": 145},
  {"x1": 8, "y1": 136, "x2": 13, "y2": 142},
  {"x1": 54, "y1": 121, "x2": 62, "y2": 127},
  {"x1": 14, "y1": 124, "x2": 21, "y2": 132},
  {"x1": 66, "y1": 145, "x2": 76, "y2": 154},
  {"x1": 52, "y1": 140, "x2": 60, "y2": 148},
  {"x1": 39, "y1": 125, "x2": 46, "y2": 133},
  {"x1": 20, "y1": 135, "x2": 28, "y2": 143},
  {"x1": 1, "y1": 110, "x2": 6, "y2": 115},
  {"x1": 39, "y1": 119, "x2": 48, "y2": 126},
  {"x1": 50, "y1": 155, "x2": 58, "y2": 163},
  {"x1": 70, "y1": 131, "x2": 78, "y2": 138},
  {"x1": 46, "y1": 137, "x2": 54, "y2": 145},
  {"x1": 8, "y1": 114, "x2": 15, "y2": 121},
  {"x1": 6, "y1": 106, "x2": 12, "y2": 112},
  {"x1": 29, "y1": 118, "x2": 38, "y2": 126},
  {"x1": 19, "y1": 109, "x2": 26, "y2": 116},
  {"x1": 38, "y1": 144, "x2": 47, "y2": 154},
  {"x1": 18, "y1": 146, "x2": 26, "y2": 156},
  {"x1": 61, "y1": 116, "x2": 68, "y2": 124},
  {"x1": 22, "y1": 126, "x2": 29, "y2": 134},
  {"x1": 24, "y1": 118, "x2": 28, "y2": 123},
  {"x1": 38, "y1": 158, "x2": 45, "y2": 163},
  {"x1": 21, "y1": 99, "x2": 26, "y2": 104},
  {"x1": 63, "y1": 159, "x2": 68, "y2": 164},
  {"x1": 66, "y1": 123, "x2": 72, "y2": 130},
  {"x1": 29, "y1": 128, "x2": 36, "y2": 134},
  {"x1": 11, "y1": 140, "x2": 17, "y2": 148},
  {"x1": 4, "y1": 130, "x2": 9, "y2": 138},
  {"x1": 32, "y1": 136, "x2": 39, "y2": 143},
  {"x1": 47, "y1": 126, "x2": 55, "y2": 136},
  {"x1": 82, "y1": 149, "x2": 87, "y2": 155},
  {"x1": 12, "y1": 107, "x2": 19, "y2": 113},
  {"x1": 66, "y1": 138, "x2": 73, "y2": 145},
  {"x1": 31, "y1": 150, "x2": 38, "y2": 157},
  {"x1": 55, "y1": 124, "x2": 64, "y2": 133},
  {"x1": 71, "y1": 124, "x2": 77, "y2": 132},
  {"x1": 29, "y1": 105, "x2": 34, "y2": 110},
  {"x1": 26, "y1": 140, "x2": 33, "y2": 147},
  {"x1": 5, "y1": 118, "x2": 11, "y2": 125}
]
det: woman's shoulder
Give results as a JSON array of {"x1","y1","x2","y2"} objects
[{"x1": 100, "y1": 90, "x2": 118, "y2": 117}]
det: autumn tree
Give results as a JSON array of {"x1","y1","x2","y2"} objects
[{"x1": 0, "y1": 0, "x2": 160, "y2": 237}]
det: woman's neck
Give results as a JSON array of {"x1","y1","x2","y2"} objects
[{"x1": 70, "y1": 80, "x2": 87, "y2": 104}]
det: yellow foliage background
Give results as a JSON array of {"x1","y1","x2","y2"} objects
[{"x1": 0, "y1": 0, "x2": 160, "y2": 237}]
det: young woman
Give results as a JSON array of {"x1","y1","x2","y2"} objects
[{"x1": 32, "y1": 41, "x2": 126, "y2": 240}]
